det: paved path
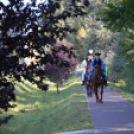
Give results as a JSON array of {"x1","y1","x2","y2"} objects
[{"x1": 76, "y1": 69, "x2": 134, "y2": 134}]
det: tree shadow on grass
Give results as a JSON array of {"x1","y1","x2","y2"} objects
[
  {"x1": 11, "y1": 74, "x2": 82, "y2": 111},
  {"x1": 0, "y1": 75, "x2": 90, "y2": 134},
  {"x1": 108, "y1": 81, "x2": 134, "y2": 94},
  {"x1": 108, "y1": 82, "x2": 134, "y2": 105}
]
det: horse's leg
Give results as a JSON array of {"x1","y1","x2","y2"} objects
[
  {"x1": 86, "y1": 83, "x2": 89, "y2": 96},
  {"x1": 91, "y1": 85, "x2": 94, "y2": 96},
  {"x1": 92, "y1": 85, "x2": 94, "y2": 96},
  {"x1": 100, "y1": 84, "x2": 103, "y2": 103},
  {"x1": 85, "y1": 76, "x2": 89, "y2": 96},
  {"x1": 89, "y1": 85, "x2": 92, "y2": 96},
  {"x1": 87, "y1": 83, "x2": 91, "y2": 96},
  {"x1": 94, "y1": 85, "x2": 99, "y2": 103},
  {"x1": 97, "y1": 86, "x2": 99, "y2": 102}
]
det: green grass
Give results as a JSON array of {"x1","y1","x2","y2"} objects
[
  {"x1": 0, "y1": 71, "x2": 92, "y2": 134},
  {"x1": 108, "y1": 80, "x2": 134, "y2": 105}
]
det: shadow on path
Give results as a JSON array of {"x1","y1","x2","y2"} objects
[{"x1": 75, "y1": 69, "x2": 134, "y2": 134}]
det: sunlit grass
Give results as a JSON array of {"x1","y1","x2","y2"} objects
[
  {"x1": 0, "y1": 71, "x2": 92, "y2": 134},
  {"x1": 108, "y1": 80, "x2": 134, "y2": 105}
]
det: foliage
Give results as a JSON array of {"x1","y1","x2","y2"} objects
[
  {"x1": 67, "y1": 32, "x2": 85, "y2": 62},
  {"x1": 45, "y1": 43, "x2": 77, "y2": 94},
  {"x1": 0, "y1": 83, "x2": 16, "y2": 112},
  {"x1": 96, "y1": 0, "x2": 134, "y2": 91},
  {"x1": 0, "y1": 0, "x2": 90, "y2": 116},
  {"x1": 117, "y1": 30, "x2": 134, "y2": 88},
  {"x1": 96, "y1": 0, "x2": 134, "y2": 32},
  {"x1": 78, "y1": 0, "x2": 121, "y2": 67},
  {"x1": 60, "y1": 0, "x2": 91, "y2": 62},
  {"x1": 67, "y1": 0, "x2": 122, "y2": 63}
]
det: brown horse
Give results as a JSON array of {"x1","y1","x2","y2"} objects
[
  {"x1": 84, "y1": 64, "x2": 93, "y2": 96},
  {"x1": 91, "y1": 64, "x2": 104, "y2": 103},
  {"x1": 84, "y1": 64, "x2": 90, "y2": 85}
]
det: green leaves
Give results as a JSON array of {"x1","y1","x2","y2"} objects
[{"x1": 95, "y1": 0, "x2": 134, "y2": 32}]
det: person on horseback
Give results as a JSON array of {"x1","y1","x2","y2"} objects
[
  {"x1": 82, "y1": 50, "x2": 93, "y2": 85},
  {"x1": 88, "y1": 52, "x2": 108, "y2": 86}
]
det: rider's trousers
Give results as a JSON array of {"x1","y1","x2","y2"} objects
[
  {"x1": 82, "y1": 64, "x2": 86, "y2": 81},
  {"x1": 88, "y1": 71, "x2": 107, "y2": 81},
  {"x1": 82, "y1": 69, "x2": 86, "y2": 81}
]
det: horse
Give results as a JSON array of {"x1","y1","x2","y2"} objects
[
  {"x1": 91, "y1": 64, "x2": 105, "y2": 103},
  {"x1": 84, "y1": 64, "x2": 93, "y2": 96}
]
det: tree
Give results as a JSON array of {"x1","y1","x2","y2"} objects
[
  {"x1": 96, "y1": 0, "x2": 134, "y2": 32},
  {"x1": 96, "y1": 0, "x2": 134, "y2": 91},
  {"x1": 0, "y1": 0, "x2": 90, "y2": 120},
  {"x1": 70, "y1": 0, "x2": 120, "y2": 63},
  {"x1": 45, "y1": 43, "x2": 77, "y2": 94}
]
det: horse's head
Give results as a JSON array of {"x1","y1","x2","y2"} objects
[
  {"x1": 94, "y1": 65, "x2": 103, "y2": 82},
  {"x1": 87, "y1": 64, "x2": 90, "y2": 74}
]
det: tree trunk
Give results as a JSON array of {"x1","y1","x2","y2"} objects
[
  {"x1": 62, "y1": 82, "x2": 64, "y2": 87},
  {"x1": 57, "y1": 84, "x2": 59, "y2": 94},
  {"x1": 61, "y1": 78, "x2": 64, "y2": 87}
]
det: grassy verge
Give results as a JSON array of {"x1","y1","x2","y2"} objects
[
  {"x1": 0, "y1": 71, "x2": 92, "y2": 134},
  {"x1": 108, "y1": 80, "x2": 134, "y2": 105}
]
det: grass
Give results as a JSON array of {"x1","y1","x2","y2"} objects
[
  {"x1": 108, "y1": 79, "x2": 134, "y2": 105},
  {"x1": 0, "y1": 71, "x2": 92, "y2": 134}
]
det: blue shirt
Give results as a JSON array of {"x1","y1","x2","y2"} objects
[{"x1": 90, "y1": 59, "x2": 106, "y2": 72}]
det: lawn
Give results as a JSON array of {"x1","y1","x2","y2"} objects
[
  {"x1": 108, "y1": 80, "x2": 134, "y2": 105},
  {"x1": 0, "y1": 72, "x2": 92, "y2": 134}
]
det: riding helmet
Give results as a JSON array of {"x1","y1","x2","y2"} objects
[
  {"x1": 95, "y1": 52, "x2": 101, "y2": 56},
  {"x1": 87, "y1": 49, "x2": 93, "y2": 56}
]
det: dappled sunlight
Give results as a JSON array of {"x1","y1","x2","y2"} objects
[
  {"x1": 126, "y1": 123, "x2": 134, "y2": 128},
  {"x1": 103, "y1": 109, "x2": 124, "y2": 113},
  {"x1": 106, "y1": 127, "x2": 134, "y2": 133},
  {"x1": 47, "y1": 94, "x2": 85, "y2": 107},
  {"x1": 60, "y1": 82, "x2": 81, "y2": 91},
  {"x1": 65, "y1": 93, "x2": 85, "y2": 101},
  {"x1": 44, "y1": 77, "x2": 81, "y2": 92},
  {"x1": 0, "y1": 73, "x2": 91, "y2": 134},
  {"x1": 44, "y1": 81, "x2": 56, "y2": 85},
  {"x1": 16, "y1": 83, "x2": 34, "y2": 93},
  {"x1": 12, "y1": 108, "x2": 19, "y2": 112},
  {"x1": 47, "y1": 88, "x2": 58, "y2": 91},
  {"x1": 21, "y1": 84, "x2": 34, "y2": 93},
  {"x1": 12, "y1": 82, "x2": 86, "y2": 112},
  {"x1": 14, "y1": 85, "x2": 25, "y2": 94},
  {"x1": 80, "y1": 100, "x2": 87, "y2": 103},
  {"x1": 16, "y1": 96, "x2": 26, "y2": 101}
]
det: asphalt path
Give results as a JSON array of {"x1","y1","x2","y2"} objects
[{"x1": 76, "y1": 69, "x2": 134, "y2": 134}]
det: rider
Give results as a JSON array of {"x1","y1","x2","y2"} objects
[
  {"x1": 82, "y1": 50, "x2": 93, "y2": 85},
  {"x1": 88, "y1": 52, "x2": 108, "y2": 86}
]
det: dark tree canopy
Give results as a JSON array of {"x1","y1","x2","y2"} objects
[
  {"x1": 0, "y1": 0, "x2": 90, "y2": 116},
  {"x1": 45, "y1": 43, "x2": 77, "y2": 94}
]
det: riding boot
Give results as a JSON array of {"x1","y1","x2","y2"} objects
[
  {"x1": 82, "y1": 81, "x2": 85, "y2": 85},
  {"x1": 104, "y1": 80, "x2": 108, "y2": 86},
  {"x1": 88, "y1": 80, "x2": 91, "y2": 85}
]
